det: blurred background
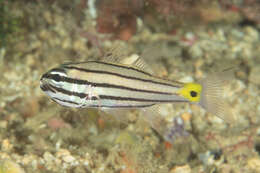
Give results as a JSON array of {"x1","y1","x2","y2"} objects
[{"x1": 0, "y1": 0, "x2": 260, "y2": 172}]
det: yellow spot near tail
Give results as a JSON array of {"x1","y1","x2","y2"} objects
[{"x1": 178, "y1": 83, "x2": 202, "y2": 102}]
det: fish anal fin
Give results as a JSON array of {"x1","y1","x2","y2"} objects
[
  {"x1": 140, "y1": 105, "x2": 166, "y2": 136},
  {"x1": 140, "y1": 105, "x2": 189, "y2": 143}
]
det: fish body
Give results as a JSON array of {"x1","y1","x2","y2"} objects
[
  {"x1": 40, "y1": 55, "x2": 234, "y2": 142},
  {"x1": 40, "y1": 60, "x2": 190, "y2": 109}
]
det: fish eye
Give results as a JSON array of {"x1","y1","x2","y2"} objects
[
  {"x1": 52, "y1": 74, "x2": 62, "y2": 82},
  {"x1": 190, "y1": 90, "x2": 197, "y2": 97}
]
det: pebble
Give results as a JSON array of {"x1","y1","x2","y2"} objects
[
  {"x1": 179, "y1": 76, "x2": 194, "y2": 83},
  {"x1": 0, "y1": 160, "x2": 25, "y2": 173},
  {"x1": 244, "y1": 26, "x2": 259, "y2": 42},
  {"x1": 0, "y1": 121, "x2": 7, "y2": 129},
  {"x1": 56, "y1": 149, "x2": 71, "y2": 158},
  {"x1": 1, "y1": 139, "x2": 13, "y2": 152},
  {"x1": 247, "y1": 157, "x2": 260, "y2": 171},
  {"x1": 189, "y1": 44, "x2": 203, "y2": 59},
  {"x1": 170, "y1": 165, "x2": 191, "y2": 173},
  {"x1": 249, "y1": 66, "x2": 260, "y2": 85},
  {"x1": 73, "y1": 39, "x2": 87, "y2": 52},
  {"x1": 63, "y1": 155, "x2": 76, "y2": 163},
  {"x1": 43, "y1": 11, "x2": 53, "y2": 24},
  {"x1": 43, "y1": 152, "x2": 55, "y2": 162},
  {"x1": 25, "y1": 54, "x2": 36, "y2": 68},
  {"x1": 39, "y1": 30, "x2": 52, "y2": 40},
  {"x1": 181, "y1": 112, "x2": 192, "y2": 122}
]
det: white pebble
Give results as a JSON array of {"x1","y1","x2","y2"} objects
[{"x1": 63, "y1": 155, "x2": 75, "y2": 163}]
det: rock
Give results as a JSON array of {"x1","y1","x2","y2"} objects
[
  {"x1": 249, "y1": 66, "x2": 260, "y2": 85},
  {"x1": 170, "y1": 165, "x2": 191, "y2": 173},
  {"x1": 63, "y1": 155, "x2": 76, "y2": 163},
  {"x1": 1, "y1": 139, "x2": 13, "y2": 152},
  {"x1": 247, "y1": 157, "x2": 260, "y2": 171},
  {"x1": 0, "y1": 160, "x2": 25, "y2": 173}
]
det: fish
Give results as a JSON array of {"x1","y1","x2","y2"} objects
[{"x1": 40, "y1": 53, "x2": 234, "y2": 143}]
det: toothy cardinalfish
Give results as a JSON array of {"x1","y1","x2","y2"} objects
[{"x1": 40, "y1": 53, "x2": 234, "y2": 142}]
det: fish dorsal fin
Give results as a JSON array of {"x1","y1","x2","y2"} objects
[
  {"x1": 131, "y1": 55, "x2": 154, "y2": 74},
  {"x1": 103, "y1": 43, "x2": 128, "y2": 63},
  {"x1": 120, "y1": 54, "x2": 154, "y2": 74},
  {"x1": 103, "y1": 44, "x2": 154, "y2": 74}
]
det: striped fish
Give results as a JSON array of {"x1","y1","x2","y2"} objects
[{"x1": 40, "y1": 55, "x2": 234, "y2": 142}]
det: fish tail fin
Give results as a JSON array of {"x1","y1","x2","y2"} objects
[{"x1": 198, "y1": 68, "x2": 236, "y2": 123}]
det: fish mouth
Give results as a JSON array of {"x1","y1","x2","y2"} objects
[{"x1": 40, "y1": 80, "x2": 56, "y2": 93}]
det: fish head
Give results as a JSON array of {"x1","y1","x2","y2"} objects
[{"x1": 40, "y1": 67, "x2": 68, "y2": 95}]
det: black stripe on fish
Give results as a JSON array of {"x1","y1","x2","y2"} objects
[
  {"x1": 46, "y1": 83, "x2": 186, "y2": 103},
  {"x1": 62, "y1": 61, "x2": 153, "y2": 76},
  {"x1": 63, "y1": 65, "x2": 181, "y2": 88},
  {"x1": 53, "y1": 95, "x2": 156, "y2": 108},
  {"x1": 88, "y1": 104, "x2": 155, "y2": 108},
  {"x1": 43, "y1": 74, "x2": 176, "y2": 95}
]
